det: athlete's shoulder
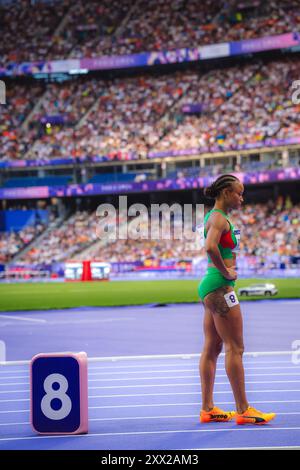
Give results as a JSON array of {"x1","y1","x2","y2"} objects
[{"x1": 205, "y1": 210, "x2": 228, "y2": 230}]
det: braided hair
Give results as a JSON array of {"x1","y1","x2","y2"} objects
[{"x1": 204, "y1": 174, "x2": 239, "y2": 199}]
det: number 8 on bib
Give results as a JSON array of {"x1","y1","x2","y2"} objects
[{"x1": 224, "y1": 290, "x2": 239, "y2": 308}]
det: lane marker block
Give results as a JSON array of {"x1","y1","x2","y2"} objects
[{"x1": 30, "y1": 351, "x2": 88, "y2": 434}]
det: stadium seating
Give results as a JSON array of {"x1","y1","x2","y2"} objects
[
  {"x1": 11, "y1": 200, "x2": 300, "y2": 270},
  {"x1": 0, "y1": 223, "x2": 45, "y2": 263},
  {"x1": 1, "y1": 55, "x2": 299, "y2": 164},
  {"x1": 1, "y1": 0, "x2": 300, "y2": 62},
  {"x1": 0, "y1": 1, "x2": 300, "y2": 274}
]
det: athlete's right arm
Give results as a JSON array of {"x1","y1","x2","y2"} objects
[{"x1": 205, "y1": 213, "x2": 237, "y2": 280}]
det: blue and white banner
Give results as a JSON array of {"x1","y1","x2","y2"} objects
[
  {"x1": 0, "y1": 33, "x2": 299, "y2": 78},
  {"x1": 0, "y1": 167, "x2": 299, "y2": 200}
]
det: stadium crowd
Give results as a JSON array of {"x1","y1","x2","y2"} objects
[
  {"x1": 75, "y1": 0, "x2": 300, "y2": 58},
  {"x1": 2, "y1": 56, "x2": 299, "y2": 164},
  {"x1": 24, "y1": 72, "x2": 190, "y2": 160},
  {"x1": 153, "y1": 59, "x2": 300, "y2": 152},
  {"x1": 1, "y1": 0, "x2": 300, "y2": 63},
  {"x1": 17, "y1": 210, "x2": 99, "y2": 264},
  {"x1": 6, "y1": 199, "x2": 298, "y2": 270},
  {"x1": 0, "y1": 222, "x2": 45, "y2": 263},
  {"x1": 1, "y1": 1, "x2": 299, "y2": 279},
  {"x1": 0, "y1": 82, "x2": 44, "y2": 162}
]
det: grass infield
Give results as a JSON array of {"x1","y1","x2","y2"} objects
[{"x1": 0, "y1": 278, "x2": 299, "y2": 311}]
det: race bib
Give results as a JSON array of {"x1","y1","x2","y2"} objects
[{"x1": 224, "y1": 291, "x2": 239, "y2": 308}]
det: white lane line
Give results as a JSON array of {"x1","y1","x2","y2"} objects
[
  {"x1": 1, "y1": 426, "x2": 300, "y2": 442},
  {"x1": 0, "y1": 376, "x2": 31, "y2": 380},
  {"x1": 0, "y1": 409, "x2": 29, "y2": 414},
  {"x1": 84, "y1": 380, "x2": 300, "y2": 389},
  {"x1": 86, "y1": 365, "x2": 300, "y2": 375},
  {"x1": 2, "y1": 372, "x2": 300, "y2": 387},
  {"x1": 0, "y1": 315, "x2": 46, "y2": 324},
  {"x1": 0, "y1": 421, "x2": 30, "y2": 426},
  {"x1": 88, "y1": 372, "x2": 300, "y2": 381},
  {"x1": 2, "y1": 398, "x2": 300, "y2": 414},
  {"x1": 75, "y1": 411, "x2": 300, "y2": 420},
  {"x1": 0, "y1": 359, "x2": 295, "y2": 374},
  {"x1": 87, "y1": 399, "x2": 300, "y2": 410},
  {"x1": 0, "y1": 371, "x2": 28, "y2": 375},
  {"x1": 0, "y1": 366, "x2": 295, "y2": 381},
  {"x1": 86, "y1": 389, "x2": 300, "y2": 399},
  {"x1": 1, "y1": 388, "x2": 300, "y2": 403},
  {"x1": 0, "y1": 382, "x2": 29, "y2": 387},
  {"x1": 0, "y1": 350, "x2": 295, "y2": 366},
  {"x1": 0, "y1": 399, "x2": 30, "y2": 402},
  {"x1": 86, "y1": 351, "x2": 299, "y2": 361},
  {"x1": 94, "y1": 365, "x2": 299, "y2": 374},
  {"x1": 0, "y1": 365, "x2": 299, "y2": 381},
  {"x1": 1, "y1": 411, "x2": 300, "y2": 428},
  {"x1": 82, "y1": 360, "x2": 299, "y2": 371},
  {"x1": 2, "y1": 379, "x2": 300, "y2": 394}
]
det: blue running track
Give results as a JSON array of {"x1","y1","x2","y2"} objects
[{"x1": 0, "y1": 300, "x2": 300, "y2": 450}]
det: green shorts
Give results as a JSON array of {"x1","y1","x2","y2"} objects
[{"x1": 198, "y1": 267, "x2": 235, "y2": 301}]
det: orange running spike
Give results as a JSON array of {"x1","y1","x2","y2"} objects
[
  {"x1": 200, "y1": 406, "x2": 236, "y2": 423},
  {"x1": 235, "y1": 406, "x2": 276, "y2": 425}
]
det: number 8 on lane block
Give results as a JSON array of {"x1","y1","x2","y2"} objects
[{"x1": 30, "y1": 352, "x2": 88, "y2": 434}]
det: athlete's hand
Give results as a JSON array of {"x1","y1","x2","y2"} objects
[{"x1": 224, "y1": 267, "x2": 237, "y2": 280}]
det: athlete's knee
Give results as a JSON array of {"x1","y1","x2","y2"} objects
[
  {"x1": 224, "y1": 342, "x2": 244, "y2": 356},
  {"x1": 203, "y1": 340, "x2": 223, "y2": 358}
]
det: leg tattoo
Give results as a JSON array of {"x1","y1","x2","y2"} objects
[{"x1": 206, "y1": 286, "x2": 231, "y2": 317}]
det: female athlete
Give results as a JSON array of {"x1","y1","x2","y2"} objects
[{"x1": 198, "y1": 174, "x2": 276, "y2": 425}]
